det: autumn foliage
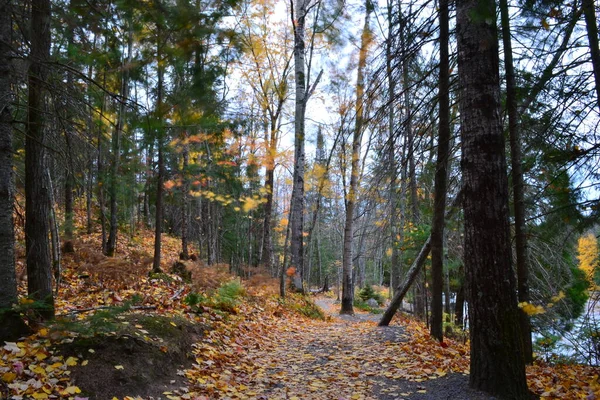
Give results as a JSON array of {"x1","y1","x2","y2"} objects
[{"x1": 1, "y1": 230, "x2": 599, "y2": 399}]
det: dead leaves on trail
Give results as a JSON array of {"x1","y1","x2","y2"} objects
[
  {"x1": 3, "y1": 229, "x2": 600, "y2": 399},
  {"x1": 183, "y1": 300, "x2": 470, "y2": 399}
]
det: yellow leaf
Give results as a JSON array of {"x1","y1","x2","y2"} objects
[
  {"x1": 115, "y1": 365, "x2": 125, "y2": 370},
  {"x1": 66, "y1": 356, "x2": 78, "y2": 366},
  {"x1": 1, "y1": 372, "x2": 16, "y2": 383},
  {"x1": 82, "y1": 360, "x2": 89, "y2": 366},
  {"x1": 38, "y1": 328, "x2": 49, "y2": 337},
  {"x1": 32, "y1": 393, "x2": 49, "y2": 399},
  {"x1": 541, "y1": 19, "x2": 550, "y2": 30}
]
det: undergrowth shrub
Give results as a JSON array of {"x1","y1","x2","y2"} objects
[
  {"x1": 184, "y1": 279, "x2": 245, "y2": 314},
  {"x1": 358, "y1": 286, "x2": 385, "y2": 305},
  {"x1": 53, "y1": 295, "x2": 144, "y2": 336},
  {"x1": 353, "y1": 299, "x2": 384, "y2": 314},
  {"x1": 283, "y1": 294, "x2": 325, "y2": 320}
]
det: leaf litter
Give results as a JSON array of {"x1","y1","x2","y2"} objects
[{"x1": 1, "y1": 230, "x2": 599, "y2": 399}]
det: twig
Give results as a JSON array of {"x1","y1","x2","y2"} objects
[{"x1": 170, "y1": 287, "x2": 186, "y2": 301}]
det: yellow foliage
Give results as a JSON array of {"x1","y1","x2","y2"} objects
[
  {"x1": 577, "y1": 233, "x2": 599, "y2": 283},
  {"x1": 242, "y1": 196, "x2": 259, "y2": 212},
  {"x1": 518, "y1": 302, "x2": 545, "y2": 316}
]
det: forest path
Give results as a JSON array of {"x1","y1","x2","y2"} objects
[
  {"x1": 186, "y1": 296, "x2": 495, "y2": 399},
  {"x1": 313, "y1": 297, "x2": 384, "y2": 324}
]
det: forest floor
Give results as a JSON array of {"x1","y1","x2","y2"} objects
[{"x1": 1, "y1": 230, "x2": 600, "y2": 399}]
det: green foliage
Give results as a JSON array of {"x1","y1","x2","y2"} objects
[
  {"x1": 11, "y1": 297, "x2": 55, "y2": 322},
  {"x1": 149, "y1": 272, "x2": 176, "y2": 283},
  {"x1": 353, "y1": 299, "x2": 383, "y2": 314},
  {"x1": 565, "y1": 266, "x2": 590, "y2": 321},
  {"x1": 358, "y1": 286, "x2": 384, "y2": 305},
  {"x1": 534, "y1": 334, "x2": 564, "y2": 363},
  {"x1": 184, "y1": 279, "x2": 245, "y2": 314},
  {"x1": 283, "y1": 295, "x2": 325, "y2": 320},
  {"x1": 52, "y1": 297, "x2": 143, "y2": 337},
  {"x1": 216, "y1": 279, "x2": 245, "y2": 312}
]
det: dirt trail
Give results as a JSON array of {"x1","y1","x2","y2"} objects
[{"x1": 210, "y1": 296, "x2": 497, "y2": 400}]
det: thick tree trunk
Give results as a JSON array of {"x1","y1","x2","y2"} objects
[
  {"x1": 0, "y1": 0, "x2": 29, "y2": 340},
  {"x1": 25, "y1": 0, "x2": 54, "y2": 320},
  {"x1": 290, "y1": 0, "x2": 308, "y2": 291},
  {"x1": 341, "y1": 0, "x2": 372, "y2": 314},
  {"x1": 430, "y1": 0, "x2": 451, "y2": 342},
  {"x1": 457, "y1": 0, "x2": 528, "y2": 396},
  {"x1": 500, "y1": 0, "x2": 533, "y2": 364},
  {"x1": 582, "y1": 0, "x2": 600, "y2": 113}
]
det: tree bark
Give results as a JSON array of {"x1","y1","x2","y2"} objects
[
  {"x1": 261, "y1": 119, "x2": 277, "y2": 272},
  {"x1": 500, "y1": 0, "x2": 533, "y2": 364},
  {"x1": 181, "y1": 132, "x2": 190, "y2": 260},
  {"x1": 106, "y1": 22, "x2": 132, "y2": 257},
  {"x1": 582, "y1": 0, "x2": 600, "y2": 113},
  {"x1": 290, "y1": 0, "x2": 308, "y2": 291},
  {"x1": 430, "y1": 0, "x2": 450, "y2": 342},
  {"x1": 341, "y1": 0, "x2": 372, "y2": 314},
  {"x1": 457, "y1": 0, "x2": 528, "y2": 396},
  {"x1": 0, "y1": 0, "x2": 29, "y2": 340},
  {"x1": 153, "y1": 37, "x2": 165, "y2": 274},
  {"x1": 25, "y1": 0, "x2": 54, "y2": 320}
]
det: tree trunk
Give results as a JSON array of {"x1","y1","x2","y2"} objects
[
  {"x1": 64, "y1": 132, "x2": 75, "y2": 242},
  {"x1": 341, "y1": 0, "x2": 372, "y2": 314},
  {"x1": 401, "y1": 13, "x2": 418, "y2": 224},
  {"x1": 455, "y1": 266, "x2": 465, "y2": 328},
  {"x1": 290, "y1": 0, "x2": 308, "y2": 291},
  {"x1": 582, "y1": 0, "x2": 600, "y2": 113},
  {"x1": 181, "y1": 132, "x2": 190, "y2": 260},
  {"x1": 500, "y1": 0, "x2": 533, "y2": 364},
  {"x1": 153, "y1": 143, "x2": 164, "y2": 273},
  {"x1": 457, "y1": 0, "x2": 528, "y2": 396},
  {"x1": 430, "y1": 0, "x2": 450, "y2": 342},
  {"x1": 25, "y1": 0, "x2": 54, "y2": 320},
  {"x1": 63, "y1": 21, "x2": 75, "y2": 243},
  {"x1": 106, "y1": 23, "x2": 132, "y2": 257},
  {"x1": 0, "y1": 0, "x2": 29, "y2": 340},
  {"x1": 261, "y1": 120, "x2": 277, "y2": 271},
  {"x1": 86, "y1": 153, "x2": 93, "y2": 234},
  {"x1": 153, "y1": 38, "x2": 165, "y2": 274}
]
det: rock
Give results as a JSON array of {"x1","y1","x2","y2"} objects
[{"x1": 366, "y1": 298, "x2": 379, "y2": 308}]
